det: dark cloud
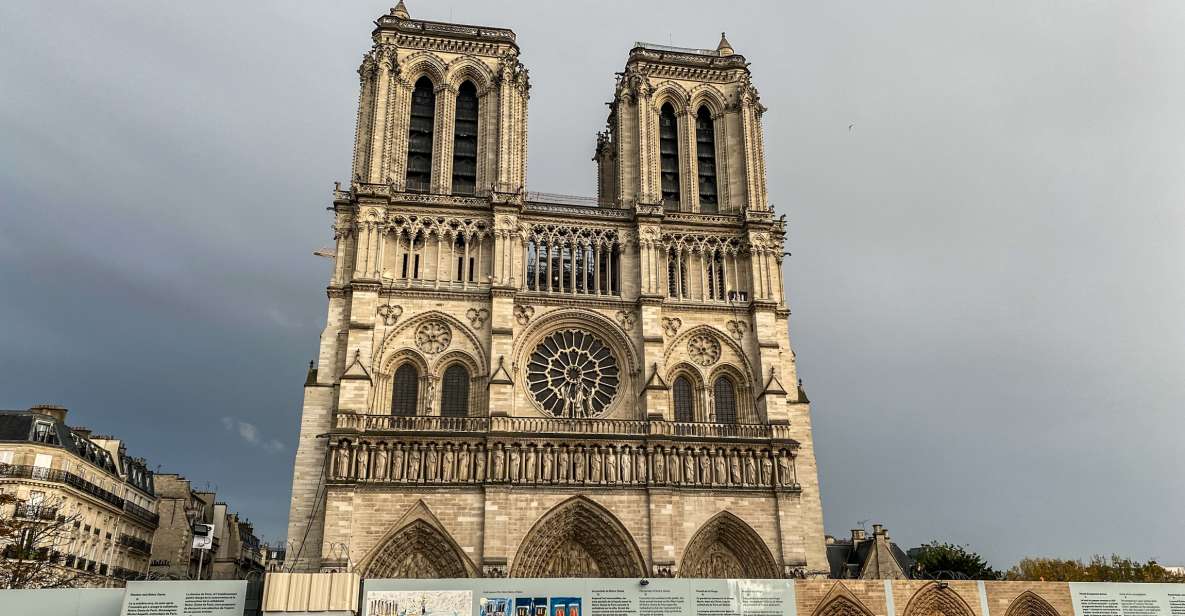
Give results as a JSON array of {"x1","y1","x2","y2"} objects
[{"x1": 1, "y1": 1, "x2": 1182, "y2": 566}]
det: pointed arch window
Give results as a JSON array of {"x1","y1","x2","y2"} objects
[
  {"x1": 713, "y1": 376, "x2": 737, "y2": 424},
  {"x1": 406, "y1": 77, "x2": 435, "y2": 193},
  {"x1": 440, "y1": 364, "x2": 470, "y2": 417},
  {"x1": 452, "y1": 81, "x2": 478, "y2": 195},
  {"x1": 695, "y1": 106, "x2": 719, "y2": 212},
  {"x1": 392, "y1": 364, "x2": 419, "y2": 416},
  {"x1": 659, "y1": 103, "x2": 681, "y2": 210},
  {"x1": 673, "y1": 376, "x2": 695, "y2": 422}
]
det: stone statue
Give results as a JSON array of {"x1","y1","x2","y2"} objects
[
  {"x1": 492, "y1": 447, "x2": 507, "y2": 480},
  {"x1": 442, "y1": 447, "x2": 455, "y2": 482},
  {"x1": 475, "y1": 445, "x2": 487, "y2": 481},
  {"x1": 426, "y1": 446, "x2": 438, "y2": 481},
  {"x1": 574, "y1": 448, "x2": 586, "y2": 482},
  {"x1": 334, "y1": 445, "x2": 350, "y2": 479},
  {"x1": 777, "y1": 451, "x2": 792, "y2": 486},
  {"x1": 635, "y1": 448, "x2": 646, "y2": 483},
  {"x1": 715, "y1": 452, "x2": 728, "y2": 485},
  {"x1": 355, "y1": 446, "x2": 369, "y2": 480},
  {"x1": 606, "y1": 448, "x2": 618, "y2": 483},
  {"x1": 619, "y1": 448, "x2": 631, "y2": 483},
  {"x1": 541, "y1": 447, "x2": 554, "y2": 482},
  {"x1": 744, "y1": 453, "x2": 757, "y2": 485},
  {"x1": 698, "y1": 451, "x2": 711, "y2": 484},
  {"x1": 589, "y1": 447, "x2": 602, "y2": 483},
  {"x1": 509, "y1": 447, "x2": 521, "y2": 482},
  {"x1": 558, "y1": 447, "x2": 570, "y2": 482},
  {"x1": 408, "y1": 447, "x2": 422, "y2": 481},
  {"x1": 458, "y1": 446, "x2": 471, "y2": 481},
  {"x1": 374, "y1": 446, "x2": 388, "y2": 480},
  {"x1": 760, "y1": 453, "x2": 773, "y2": 485},
  {"x1": 685, "y1": 450, "x2": 698, "y2": 484},
  {"x1": 729, "y1": 452, "x2": 742, "y2": 485},
  {"x1": 653, "y1": 448, "x2": 665, "y2": 483},
  {"x1": 524, "y1": 446, "x2": 536, "y2": 482},
  {"x1": 392, "y1": 445, "x2": 405, "y2": 481}
]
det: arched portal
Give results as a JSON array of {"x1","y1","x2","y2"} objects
[
  {"x1": 1004, "y1": 592, "x2": 1062, "y2": 616},
  {"x1": 678, "y1": 511, "x2": 779, "y2": 578},
  {"x1": 811, "y1": 583, "x2": 877, "y2": 616},
  {"x1": 360, "y1": 518, "x2": 472, "y2": 579},
  {"x1": 511, "y1": 496, "x2": 646, "y2": 578},
  {"x1": 903, "y1": 582, "x2": 977, "y2": 616}
]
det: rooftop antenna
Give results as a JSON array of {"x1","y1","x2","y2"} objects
[{"x1": 857, "y1": 519, "x2": 870, "y2": 530}]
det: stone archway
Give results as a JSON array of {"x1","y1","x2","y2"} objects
[
  {"x1": 811, "y1": 583, "x2": 877, "y2": 616},
  {"x1": 903, "y1": 583, "x2": 977, "y2": 616},
  {"x1": 357, "y1": 502, "x2": 476, "y2": 578},
  {"x1": 511, "y1": 496, "x2": 646, "y2": 578},
  {"x1": 678, "y1": 511, "x2": 780, "y2": 578},
  {"x1": 1005, "y1": 591, "x2": 1062, "y2": 616}
]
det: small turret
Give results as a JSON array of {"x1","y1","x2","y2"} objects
[
  {"x1": 717, "y1": 32, "x2": 734, "y2": 56},
  {"x1": 391, "y1": 0, "x2": 409, "y2": 20}
]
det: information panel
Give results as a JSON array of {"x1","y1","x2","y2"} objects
[
  {"x1": 361, "y1": 578, "x2": 795, "y2": 616},
  {"x1": 120, "y1": 580, "x2": 247, "y2": 616},
  {"x1": 1070, "y1": 583, "x2": 1185, "y2": 616}
]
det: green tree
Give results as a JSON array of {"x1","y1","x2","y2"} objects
[
  {"x1": 910, "y1": 541, "x2": 1000, "y2": 580},
  {"x1": 1007, "y1": 555, "x2": 1185, "y2": 583}
]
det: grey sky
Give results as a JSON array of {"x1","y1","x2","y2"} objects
[{"x1": 1, "y1": 1, "x2": 1182, "y2": 569}]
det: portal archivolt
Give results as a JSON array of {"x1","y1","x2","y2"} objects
[
  {"x1": 678, "y1": 511, "x2": 780, "y2": 578},
  {"x1": 903, "y1": 582, "x2": 977, "y2": 616},
  {"x1": 360, "y1": 517, "x2": 473, "y2": 579},
  {"x1": 511, "y1": 496, "x2": 646, "y2": 578},
  {"x1": 1004, "y1": 591, "x2": 1062, "y2": 616}
]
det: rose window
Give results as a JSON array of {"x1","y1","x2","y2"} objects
[
  {"x1": 526, "y1": 329, "x2": 620, "y2": 418},
  {"x1": 414, "y1": 320, "x2": 452, "y2": 354},
  {"x1": 688, "y1": 334, "x2": 721, "y2": 366}
]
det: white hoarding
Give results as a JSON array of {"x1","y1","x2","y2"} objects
[
  {"x1": 120, "y1": 580, "x2": 247, "y2": 616},
  {"x1": 1071, "y1": 583, "x2": 1185, "y2": 616}
]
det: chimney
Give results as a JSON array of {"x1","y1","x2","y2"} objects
[
  {"x1": 851, "y1": 529, "x2": 866, "y2": 542},
  {"x1": 30, "y1": 404, "x2": 67, "y2": 423},
  {"x1": 825, "y1": 535, "x2": 836, "y2": 545},
  {"x1": 873, "y1": 524, "x2": 887, "y2": 537},
  {"x1": 72, "y1": 426, "x2": 92, "y2": 439}
]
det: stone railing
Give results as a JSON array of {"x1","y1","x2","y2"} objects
[{"x1": 334, "y1": 414, "x2": 790, "y2": 442}]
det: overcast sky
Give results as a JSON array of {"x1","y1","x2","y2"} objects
[{"x1": 2, "y1": 1, "x2": 1183, "y2": 569}]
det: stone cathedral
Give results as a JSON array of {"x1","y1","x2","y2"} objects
[{"x1": 287, "y1": 2, "x2": 827, "y2": 579}]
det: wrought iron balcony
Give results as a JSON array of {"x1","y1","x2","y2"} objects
[
  {"x1": 118, "y1": 533, "x2": 153, "y2": 555},
  {"x1": 13, "y1": 503, "x2": 60, "y2": 521},
  {"x1": 0, "y1": 464, "x2": 124, "y2": 510}
]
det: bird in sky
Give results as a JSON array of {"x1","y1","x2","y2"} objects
[{"x1": 848, "y1": 123, "x2": 855, "y2": 132}]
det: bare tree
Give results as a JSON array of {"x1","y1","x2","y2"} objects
[{"x1": 0, "y1": 492, "x2": 84, "y2": 589}]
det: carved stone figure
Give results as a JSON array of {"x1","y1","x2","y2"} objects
[
  {"x1": 606, "y1": 448, "x2": 618, "y2": 483},
  {"x1": 635, "y1": 448, "x2": 646, "y2": 483},
  {"x1": 509, "y1": 447, "x2": 521, "y2": 481},
  {"x1": 356, "y1": 445, "x2": 370, "y2": 481},
  {"x1": 374, "y1": 445, "x2": 388, "y2": 480},
  {"x1": 777, "y1": 452, "x2": 793, "y2": 486},
  {"x1": 686, "y1": 450, "x2": 699, "y2": 484},
  {"x1": 474, "y1": 445, "x2": 487, "y2": 481},
  {"x1": 426, "y1": 446, "x2": 438, "y2": 481},
  {"x1": 729, "y1": 452, "x2": 742, "y2": 485},
  {"x1": 744, "y1": 453, "x2": 757, "y2": 485},
  {"x1": 574, "y1": 448, "x2": 586, "y2": 481},
  {"x1": 458, "y1": 446, "x2": 471, "y2": 481},
  {"x1": 407, "y1": 447, "x2": 422, "y2": 481},
  {"x1": 524, "y1": 446, "x2": 536, "y2": 482},
  {"x1": 334, "y1": 444, "x2": 350, "y2": 479},
  {"x1": 761, "y1": 453, "x2": 773, "y2": 485},
  {"x1": 541, "y1": 447, "x2": 554, "y2": 482},
  {"x1": 392, "y1": 445, "x2": 405, "y2": 481},
  {"x1": 590, "y1": 447, "x2": 602, "y2": 483},
  {"x1": 442, "y1": 447, "x2": 455, "y2": 482},
  {"x1": 558, "y1": 447, "x2": 570, "y2": 482},
  {"x1": 653, "y1": 448, "x2": 665, "y2": 483}
]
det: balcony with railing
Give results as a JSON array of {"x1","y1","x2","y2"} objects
[
  {"x1": 118, "y1": 533, "x2": 152, "y2": 555},
  {"x1": 13, "y1": 503, "x2": 60, "y2": 521},
  {"x1": 123, "y1": 501, "x2": 160, "y2": 527},
  {"x1": 332, "y1": 413, "x2": 794, "y2": 442},
  {"x1": 0, "y1": 464, "x2": 124, "y2": 509}
]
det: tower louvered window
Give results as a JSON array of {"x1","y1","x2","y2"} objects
[
  {"x1": 673, "y1": 376, "x2": 695, "y2": 422},
  {"x1": 713, "y1": 376, "x2": 737, "y2": 424},
  {"x1": 406, "y1": 77, "x2": 435, "y2": 193},
  {"x1": 696, "y1": 107, "x2": 718, "y2": 212},
  {"x1": 659, "y1": 103, "x2": 681, "y2": 209},
  {"x1": 452, "y1": 81, "x2": 478, "y2": 195},
  {"x1": 440, "y1": 364, "x2": 470, "y2": 417},
  {"x1": 392, "y1": 364, "x2": 419, "y2": 416}
]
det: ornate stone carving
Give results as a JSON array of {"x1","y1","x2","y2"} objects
[
  {"x1": 661, "y1": 317, "x2": 682, "y2": 337},
  {"x1": 377, "y1": 304, "x2": 403, "y2": 326},
  {"x1": 414, "y1": 320, "x2": 452, "y2": 354},
  {"x1": 688, "y1": 334, "x2": 721, "y2": 366},
  {"x1": 465, "y1": 307, "x2": 489, "y2": 328},
  {"x1": 513, "y1": 304, "x2": 534, "y2": 325},
  {"x1": 614, "y1": 309, "x2": 636, "y2": 330},
  {"x1": 525, "y1": 329, "x2": 620, "y2": 418},
  {"x1": 726, "y1": 319, "x2": 747, "y2": 339}
]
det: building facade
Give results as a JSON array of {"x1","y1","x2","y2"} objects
[
  {"x1": 149, "y1": 474, "x2": 217, "y2": 579},
  {"x1": 0, "y1": 405, "x2": 159, "y2": 586},
  {"x1": 209, "y1": 503, "x2": 264, "y2": 580},
  {"x1": 287, "y1": 1, "x2": 827, "y2": 578},
  {"x1": 827, "y1": 525, "x2": 915, "y2": 580}
]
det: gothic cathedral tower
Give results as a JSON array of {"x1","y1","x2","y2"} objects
[{"x1": 287, "y1": 2, "x2": 827, "y2": 578}]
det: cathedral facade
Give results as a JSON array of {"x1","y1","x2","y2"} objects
[{"x1": 286, "y1": 2, "x2": 827, "y2": 579}]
